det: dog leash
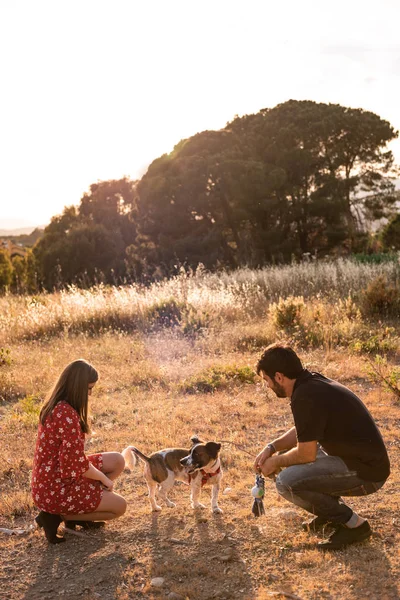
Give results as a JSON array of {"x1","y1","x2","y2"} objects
[{"x1": 219, "y1": 440, "x2": 257, "y2": 458}]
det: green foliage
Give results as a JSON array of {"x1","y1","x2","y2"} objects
[
  {"x1": 131, "y1": 100, "x2": 399, "y2": 277},
  {"x1": 359, "y1": 275, "x2": 400, "y2": 317},
  {"x1": 12, "y1": 101, "x2": 397, "y2": 289},
  {"x1": 365, "y1": 355, "x2": 400, "y2": 400},
  {"x1": 0, "y1": 250, "x2": 12, "y2": 291},
  {"x1": 350, "y1": 327, "x2": 398, "y2": 355},
  {"x1": 8, "y1": 395, "x2": 42, "y2": 427},
  {"x1": 0, "y1": 348, "x2": 11, "y2": 367},
  {"x1": 236, "y1": 334, "x2": 273, "y2": 351},
  {"x1": 33, "y1": 178, "x2": 138, "y2": 290},
  {"x1": 352, "y1": 252, "x2": 398, "y2": 264},
  {"x1": 269, "y1": 296, "x2": 305, "y2": 330},
  {"x1": 381, "y1": 213, "x2": 400, "y2": 251},
  {"x1": 146, "y1": 298, "x2": 184, "y2": 328},
  {"x1": 145, "y1": 298, "x2": 209, "y2": 334},
  {"x1": 181, "y1": 365, "x2": 256, "y2": 394}
]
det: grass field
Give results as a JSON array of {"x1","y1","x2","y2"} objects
[{"x1": 1, "y1": 262, "x2": 400, "y2": 600}]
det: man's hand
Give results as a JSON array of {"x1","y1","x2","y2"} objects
[
  {"x1": 259, "y1": 455, "x2": 280, "y2": 478},
  {"x1": 254, "y1": 446, "x2": 274, "y2": 472}
]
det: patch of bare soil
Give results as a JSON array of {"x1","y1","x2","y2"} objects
[{"x1": 1, "y1": 479, "x2": 400, "y2": 600}]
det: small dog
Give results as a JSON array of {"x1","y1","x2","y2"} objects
[{"x1": 122, "y1": 436, "x2": 223, "y2": 514}]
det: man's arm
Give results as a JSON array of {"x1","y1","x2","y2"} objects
[
  {"x1": 254, "y1": 427, "x2": 297, "y2": 472},
  {"x1": 271, "y1": 426, "x2": 297, "y2": 452},
  {"x1": 260, "y1": 440, "x2": 317, "y2": 477}
]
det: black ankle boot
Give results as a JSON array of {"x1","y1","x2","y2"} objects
[{"x1": 35, "y1": 511, "x2": 65, "y2": 544}]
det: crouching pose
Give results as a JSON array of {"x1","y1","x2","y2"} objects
[
  {"x1": 254, "y1": 344, "x2": 390, "y2": 550},
  {"x1": 31, "y1": 359, "x2": 127, "y2": 543}
]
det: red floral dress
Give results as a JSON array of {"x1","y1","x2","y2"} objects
[{"x1": 31, "y1": 401, "x2": 103, "y2": 515}]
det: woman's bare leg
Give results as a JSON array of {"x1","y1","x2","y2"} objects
[
  {"x1": 98, "y1": 452, "x2": 125, "y2": 480},
  {"x1": 63, "y1": 490, "x2": 127, "y2": 522}
]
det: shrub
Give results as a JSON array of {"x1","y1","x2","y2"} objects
[
  {"x1": 350, "y1": 327, "x2": 398, "y2": 355},
  {"x1": 359, "y1": 275, "x2": 400, "y2": 317},
  {"x1": 352, "y1": 253, "x2": 398, "y2": 264},
  {"x1": 0, "y1": 347, "x2": 11, "y2": 367},
  {"x1": 365, "y1": 355, "x2": 400, "y2": 400},
  {"x1": 146, "y1": 298, "x2": 184, "y2": 328},
  {"x1": 236, "y1": 334, "x2": 273, "y2": 351},
  {"x1": 269, "y1": 296, "x2": 305, "y2": 330},
  {"x1": 181, "y1": 365, "x2": 256, "y2": 394},
  {"x1": 7, "y1": 394, "x2": 42, "y2": 427}
]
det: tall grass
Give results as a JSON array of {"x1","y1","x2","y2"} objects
[{"x1": 0, "y1": 259, "x2": 399, "y2": 344}]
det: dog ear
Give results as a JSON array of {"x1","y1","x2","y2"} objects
[
  {"x1": 205, "y1": 442, "x2": 221, "y2": 458},
  {"x1": 190, "y1": 435, "x2": 203, "y2": 446}
]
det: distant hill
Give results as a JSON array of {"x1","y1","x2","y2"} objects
[
  {"x1": 0, "y1": 227, "x2": 44, "y2": 247},
  {"x1": 0, "y1": 226, "x2": 44, "y2": 236}
]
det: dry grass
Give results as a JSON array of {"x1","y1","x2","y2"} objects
[{"x1": 0, "y1": 272, "x2": 400, "y2": 599}]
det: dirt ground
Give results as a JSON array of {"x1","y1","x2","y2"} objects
[
  {"x1": 1, "y1": 335, "x2": 400, "y2": 600},
  {"x1": 2, "y1": 436, "x2": 400, "y2": 600}
]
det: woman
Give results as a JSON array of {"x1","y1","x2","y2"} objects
[{"x1": 32, "y1": 359, "x2": 127, "y2": 543}]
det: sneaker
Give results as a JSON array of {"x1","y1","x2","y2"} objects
[
  {"x1": 317, "y1": 521, "x2": 372, "y2": 550},
  {"x1": 302, "y1": 515, "x2": 332, "y2": 532}
]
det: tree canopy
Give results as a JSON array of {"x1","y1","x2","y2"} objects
[{"x1": 21, "y1": 100, "x2": 399, "y2": 290}]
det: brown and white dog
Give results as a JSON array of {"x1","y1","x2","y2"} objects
[{"x1": 122, "y1": 436, "x2": 223, "y2": 514}]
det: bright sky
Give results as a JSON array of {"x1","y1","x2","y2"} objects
[{"x1": 1, "y1": 0, "x2": 400, "y2": 229}]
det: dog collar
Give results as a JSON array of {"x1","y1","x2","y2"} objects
[{"x1": 200, "y1": 465, "x2": 221, "y2": 487}]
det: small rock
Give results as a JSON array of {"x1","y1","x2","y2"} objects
[
  {"x1": 279, "y1": 509, "x2": 300, "y2": 521},
  {"x1": 223, "y1": 487, "x2": 232, "y2": 494},
  {"x1": 170, "y1": 537, "x2": 189, "y2": 545},
  {"x1": 150, "y1": 577, "x2": 165, "y2": 588}
]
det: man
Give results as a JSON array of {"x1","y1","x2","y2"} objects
[{"x1": 254, "y1": 343, "x2": 390, "y2": 550}]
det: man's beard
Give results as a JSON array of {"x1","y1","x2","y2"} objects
[{"x1": 271, "y1": 379, "x2": 286, "y2": 398}]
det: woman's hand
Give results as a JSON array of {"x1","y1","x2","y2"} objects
[
  {"x1": 101, "y1": 475, "x2": 114, "y2": 492},
  {"x1": 254, "y1": 446, "x2": 273, "y2": 472}
]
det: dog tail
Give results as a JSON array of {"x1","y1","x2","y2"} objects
[
  {"x1": 122, "y1": 446, "x2": 150, "y2": 470},
  {"x1": 190, "y1": 435, "x2": 203, "y2": 446}
]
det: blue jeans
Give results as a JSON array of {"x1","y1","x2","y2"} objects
[{"x1": 275, "y1": 449, "x2": 386, "y2": 524}]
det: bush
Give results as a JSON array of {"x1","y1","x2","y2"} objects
[
  {"x1": 146, "y1": 298, "x2": 184, "y2": 328},
  {"x1": 269, "y1": 296, "x2": 305, "y2": 330},
  {"x1": 359, "y1": 275, "x2": 400, "y2": 317},
  {"x1": 350, "y1": 327, "x2": 398, "y2": 355},
  {"x1": 181, "y1": 365, "x2": 256, "y2": 394},
  {"x1": 0, "y1": 348, "x2": 11, "y2": 367},
  {"x1": 352, "y1": 253, "x2": 398, "y2": 264},
  {"x1": 366, "y1": 355, "x2": 400, "y2": 400},
  {"x1": 7, "y1": 394, "x2": 41, "y2": 428}
]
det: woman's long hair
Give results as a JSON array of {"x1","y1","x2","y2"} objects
[{"x1": 39, "y1": 359, "x2": 99, "y2": 433}]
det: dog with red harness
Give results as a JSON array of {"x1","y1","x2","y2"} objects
[{"x1": 122, "y1": 435, "x2": 223, "y2": 514}]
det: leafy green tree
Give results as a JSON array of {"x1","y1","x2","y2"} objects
[
  {"x1": 0, "y1": 249, "x2": 12, "y2": 291},
  {"x1": 11, "y1": 255, "x2": 27, "y2": 293},
  {"x1": 381, "y1": 212, "x2": 400, "y2": 250},
  {"x1": 25, "y1": 250, "x2": 39, "y2": 293},
  {"x1": 229, "y1": 100, "x2": 398, "y2": 253},
  {"x1": 34, "y1": 178, "x2": 138, "y2": 289},
  {"x1": 134, "y1": 130, "x2": 295, "y2": 273}
]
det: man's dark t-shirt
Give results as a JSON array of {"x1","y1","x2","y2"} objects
[{"x1": 291, "y1": 370, "x2": 390, "y2": 481}]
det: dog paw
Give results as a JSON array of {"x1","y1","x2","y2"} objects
[
  {"x1": 212, "y1": 506, "x2": 223, "y2": 514},
  {"x1": 192, "y1": 503, "x2": 206, "y2": 510},
  {"x1": 152, "y1": 505, "x2": 162, "y2": 512},
  {"x1": 166, "y1": 501, "x2": 176, "y2": 508}
]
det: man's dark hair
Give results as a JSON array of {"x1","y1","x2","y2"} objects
[{"x1": 256, "y1": 343, "x2": 304, "y2": 379}]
